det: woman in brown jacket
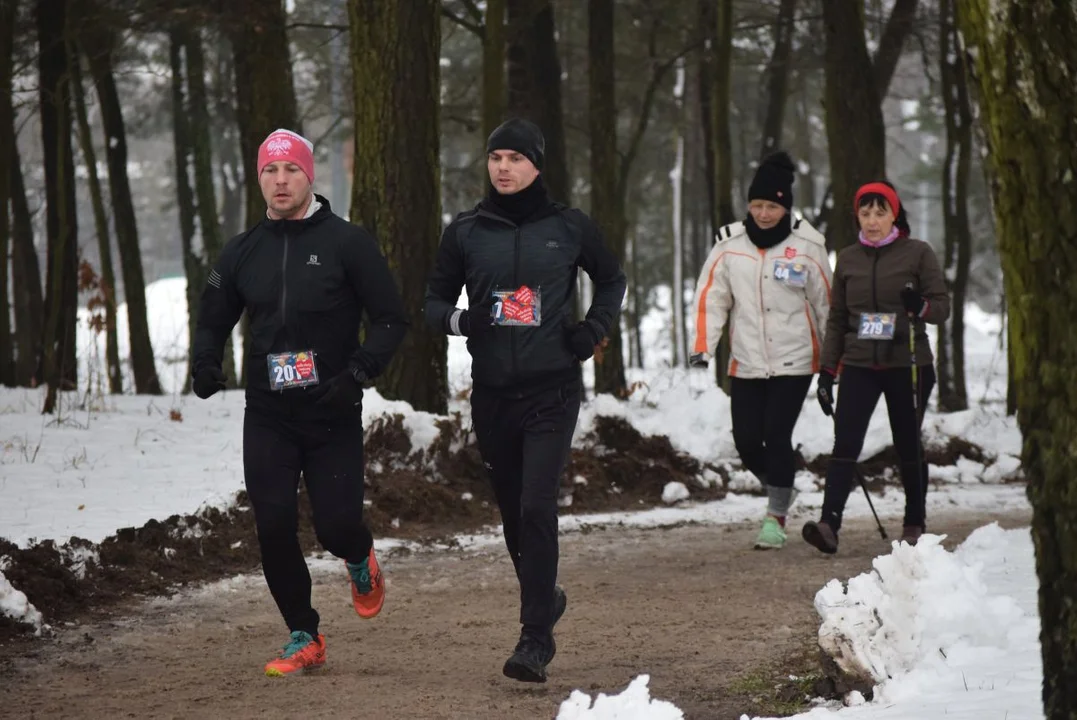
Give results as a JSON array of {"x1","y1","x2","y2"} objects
[{"x1": 802, "y1": 181, "x2": 950, "y2": 554}]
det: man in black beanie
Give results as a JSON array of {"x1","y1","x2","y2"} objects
[{"x1": 425, "y1": 118, "x2": 627, "y2": 683}]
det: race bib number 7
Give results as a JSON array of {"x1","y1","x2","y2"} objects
[
  {"x1": 492, "y1": 285, "x2": 542, "y2": 326},
  {"x1": 858, "y1": 313, "x2": 896, "y2": 340},
  {"x1": 266, "y1": 350, "x2": 320, "y2": 390}
]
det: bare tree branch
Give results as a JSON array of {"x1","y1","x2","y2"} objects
[{"x1": 442, "y1": 5, "x2": 484, "y2": 38}]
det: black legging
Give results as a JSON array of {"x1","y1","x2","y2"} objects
[
  {"x1": 820, "y1": 364, "x2": 936, "y2": 533},
  {"x1": 729, "y1": 375, "x2": 813, "y2": 490}
]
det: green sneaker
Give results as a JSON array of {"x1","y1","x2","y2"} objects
[{"x1": 753, "y1": 516, "x2": 787, "y2": 550}]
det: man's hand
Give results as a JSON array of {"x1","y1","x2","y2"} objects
[
  {"x1": 688, "y1": 353, "x2": 709, "y2": 369},
  {"x1": 315, "y1": 369, "x2": 365, "y2": 415},
  {"x1": 566, "y1": 321, "x2": 600, "y2": 361},
  {"x1": 816, "y1": 371, "x2": 836, "y2": 416},
  {"x1": 453, "y1": 302, "x2": 495, "y2": 337},
  {"x1": 193, "y1": 366, "x2": 226, "y2": 399}
]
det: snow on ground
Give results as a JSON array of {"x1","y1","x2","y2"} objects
[
  {"x1": 1, "y1": 280, "x2": 1019, "y2": 549},
  {"x1": 742, "y1": 524, "x2": 1042, "y2": 720},
  {"x1": 557, "y1": 674, "x2": 684, "y2": 719}
]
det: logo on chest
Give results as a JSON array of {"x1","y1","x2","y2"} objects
[{"x1": 307, "y1": 254, "x2": 320, "y2": 266}]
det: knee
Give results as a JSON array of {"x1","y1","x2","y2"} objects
[
  {"x1": 314, "y1": 509, "x2": 359, "y2": 557},
  {"x1": 519, "y1": 489, "x2": 558, "y2": 525},
  {"x1": 253, "y1": 503, "x2": 297, "y2": 548}
]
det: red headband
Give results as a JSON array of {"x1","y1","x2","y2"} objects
[{"x1": 854, "y1": 182, "x2": 900, "y2": 217}]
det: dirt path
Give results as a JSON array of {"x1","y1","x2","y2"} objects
[{"x1": 2, "y1": 507, "x2": 1031, "y2": 720}]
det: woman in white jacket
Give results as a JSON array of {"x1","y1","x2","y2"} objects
[{"x1": 689, "y1": 151, "x2": 832, "y2": 549}]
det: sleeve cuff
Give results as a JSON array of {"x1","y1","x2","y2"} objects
[
  {"x1": 448, "y1": 309, "x2": 464, "y2": 336},
  {"x1": 918, "y1": 300, "x2": 930, "y2": 319}
]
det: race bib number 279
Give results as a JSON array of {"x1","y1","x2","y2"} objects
[
  {"x1": 858, "y1": 313, "x2": 897, "y2": 340},
  {"x1": 266, "y1": 350, "x2": 320, "y2": 390}
]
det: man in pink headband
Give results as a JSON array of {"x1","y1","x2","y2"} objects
[
  {"x1": 257, "y1": 128, "x2": 317, "y2": 219},
  {"x1": 191, "y1": 127, "x2": 409, "y2": 676}
]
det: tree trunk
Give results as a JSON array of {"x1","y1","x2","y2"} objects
[
  {"x1": 821, "y1": 1, "x2": 886, "y2": 250},
  {"x1": 213, "y1": 37, "x2": 243, "y2": 240},
  {"x1": 482, "y1": 0, "x2": 506, "y2": 141},
  {"x1": 872, "y1": 0, "x2": 919, "y2": 95},
  {"x1": 711, "y1": 0, "x2": 734, "y2": 394},
  {"x1": 10, "y1": 141, "x2": 43, "y2": 388},
  {"x1": 349, "y1": 0, "x2": 446, "y2": 414},
  {"x1": 186, "y1": 26, "x2": 235, "y2": 388},
  {"x1": 958, "y1": 4, "x2": 1077, "y2": 715},
  {"x1": 758, "y1": 0, "x2": 797, "y2": 159},
  {"x1": 82, "y1": 23, "x2": 162, "y2": 395},
  {"x1": 713, "y1": 0, "x2": 735, "y2": 227},
  {"x1": 936, "y1": 0, "x2": 970, "y2": 412},
  {"x1": 697, "y1": 0, "x2": 717, "y2": 236},
  {"x1": 38, "y1": 0, "x2": 79, "y2": 411},
  {"x1": 587, "y1": 0, "x2": 626, "y2": 396},
  {"x1": 69, "y1": 44, "x2": 121, "y2": 394},
  {"x1": 506, "y1": 0, "x2": 570, "y2": 205},
  {"x1": 0, "y1": 0, "x2": 14, "y2": 387},
  {"x1": 169, "y1": 27, "x2": 200, "y2": 394},
  {"x1": 230, "y1": 3, "x2": 298, "y2": 387},
  {"x1": 793, "y1": 70, "x2": 817, "y2": 215}
]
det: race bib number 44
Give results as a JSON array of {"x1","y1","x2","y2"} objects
[
  {"x1": 773, "y1": 259, "x2": 807, "y2": 288},
  {"x1": 492, "y1": 285, "x2": 542, "y2": 326},
  {"x1": 267, "y1": 350, "x2": 320, "y2": 390},
  {"x1": 858, "y1": 313, "x2": 897, "y2": 340}
]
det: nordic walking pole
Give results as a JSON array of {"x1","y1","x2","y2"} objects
[{"x1": 905, "y1": 282, "x2": 927, "y2": 528}]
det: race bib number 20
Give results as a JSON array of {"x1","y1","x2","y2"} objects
[
  {"x1": 858, "y1": 313, "x2": 897, "y2": 340},
  {"x1": 266, "y1": 350, "x2": 320, "y2": 390}
]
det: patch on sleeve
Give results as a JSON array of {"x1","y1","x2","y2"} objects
[{"x1": 208, "y1": 269, "x2": 222, "y2": 289}]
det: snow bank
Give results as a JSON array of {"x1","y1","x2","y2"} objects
[
  {"x1": 743, "y1": 523, "x2": 1042, "y2": 720},
  {"x1": 0, "y1": 569, "x2": 45, "y2": 634},
  {"x1": 557, "y1": 675, "x2": 684, "y2": 720}
]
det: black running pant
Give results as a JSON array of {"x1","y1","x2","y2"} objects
[
  {"x1": 729, "y1": 374, "x2": 813, "y2": 489},
  {"x1": 470, "y1": 377, "x2": 581, "y2": 634},
  {"x1": 244, "y1": 410, "x2": 373, "y2": 637},
  {"x1": 821, "y1": 365, "x2": 936, "y2": 533}
]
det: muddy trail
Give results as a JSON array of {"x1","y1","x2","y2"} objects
[{"x1": 1, "y1": 507, "x2": 1031, "y2": 720}]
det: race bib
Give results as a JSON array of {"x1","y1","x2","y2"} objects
[
  {"x1": 858, "y1": 313, "x2": 897, "y2": 340},
  {"x1": 266, "y1": 350, "x2": 320, "y2": 390},
  {"x1": 773, "y1": 259, "x2": 807, "y2": 288},
  {"x1": 492, "y1": 285, "x2": 542, "y2": 326}
]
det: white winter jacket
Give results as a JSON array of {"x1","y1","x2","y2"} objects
[{"x1": 690, "y1": 217, "x2": 832, "y2": 379}]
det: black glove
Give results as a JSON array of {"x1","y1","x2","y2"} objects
[
  {"x1": 816, "y1": 371, "x2": 835, "y2": 417},
  {"x1": 192, "y1": 366, "x2": 226, "y2": 399},
  {"x1": 457, "y1": 303, "x2": 495, "y2": 337},
  {"x1": 901, "y1": 285, "x2": 926, "y2": 317},
  {"x1": 688, "y1": 353, "x2": 709, "y2": 369},
  {"x1": 566, "y1": 321, "x2": 600, "y2": 362},
  {"x1": 314, "y1": 368, "x2": 365, "y2": 415}
]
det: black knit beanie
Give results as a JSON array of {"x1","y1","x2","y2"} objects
[
  {"x1": 748, "y1": 151, "x2": 796, "y2": 210},
  {"x1": 486, "y1": 118, "x2": 545, "y2": 171}
]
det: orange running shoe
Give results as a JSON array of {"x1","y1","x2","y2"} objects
[
  {"x1": 346, "y1": 547, "x2": 385, "y2": 619},
  {"x1": 264, "y1": 631, "x2": 326, "y2": 677}
]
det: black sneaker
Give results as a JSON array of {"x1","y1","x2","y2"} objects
[{"x1": 502, "y1": 632, "x2": 554, "y2": 683}]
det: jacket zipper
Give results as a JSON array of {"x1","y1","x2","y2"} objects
[
  {"x1": 512, "y1": 225, "x2": 521, "y2": 378},
  {"x1": 280, "y1": 233, "x2": 290, "y2": 387},
  {"x1": 758, "y1": 249, "x2": 770, "y2": 375},
  {"x1": 871, "y1": 248, "x2": 879, "y2": 367}
]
